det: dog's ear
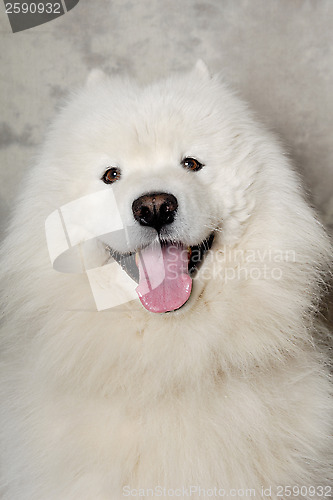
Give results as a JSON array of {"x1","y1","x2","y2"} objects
[
  {"x1": 194, "y1": 59, "x2": 211, "y2": 80},
  {"x1": 86, "y1": 68, "x2": 107, "y2": 87}
]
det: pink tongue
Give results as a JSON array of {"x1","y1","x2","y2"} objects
[{"x1": 135, "y1": 243, "x2": 192, "y2": 313}]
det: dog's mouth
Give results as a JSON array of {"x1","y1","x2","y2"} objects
[{"x1": 108, "y1": 232, "x2": 215, "y2": 313}]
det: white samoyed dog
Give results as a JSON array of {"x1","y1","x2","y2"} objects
[{"x1": 0, "y1": 62, "x2": 332, "y2": 500}]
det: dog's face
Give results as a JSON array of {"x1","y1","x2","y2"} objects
[{"x1": 44, "y1": 64, "x2": 257, "y2": 313}]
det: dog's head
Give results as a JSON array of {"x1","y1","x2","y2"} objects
[{"x1": 43, "y1": 62, "x2": 281, "y2": 314}]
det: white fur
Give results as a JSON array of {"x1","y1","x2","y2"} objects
[{"x1": 0, "y1": 64, "x2": 332, "y2": 499}]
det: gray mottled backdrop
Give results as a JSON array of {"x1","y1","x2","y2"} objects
[{"x1": 1, "y1": 0, "x2": 333, "y2": 239}]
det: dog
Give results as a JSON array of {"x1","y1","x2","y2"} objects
[{"x1": 0, "y1": 61, "x2": 332, "y2": 499}]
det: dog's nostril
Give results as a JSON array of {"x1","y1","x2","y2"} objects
[
  {"x1": 141, "y1": 206, "x2": 151, "y2": 218},
  {"x1": 132, "y1": 192, "x2": 178, "y2": 231},
  {"x1": 160, "y1": 203, "x2": 174, "y2": 223}
]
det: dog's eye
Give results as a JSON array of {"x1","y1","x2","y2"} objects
[
  {"x1": 181, "y1": 157, "x2": 204, "y2": 172},
  {"x1": 101, "y1": 167, "x2": 121, "y2": 184}
]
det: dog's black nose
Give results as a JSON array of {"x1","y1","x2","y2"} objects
[{"x1": 132, "y1": 192, "x2": 178, "y2": 231}]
